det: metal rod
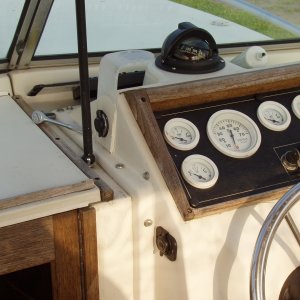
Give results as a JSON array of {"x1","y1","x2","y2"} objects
[
  {"x1": 75, "y1": 0, "x2": 95, "y2": 165},
  {"x1": 285, "y1": 212, "x2": 300, "y2": 248}
]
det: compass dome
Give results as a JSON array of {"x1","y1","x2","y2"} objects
[{"x1": 155, "y1": 22, "x2": 225, "y2": 74}]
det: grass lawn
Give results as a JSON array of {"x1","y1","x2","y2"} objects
[{"x1": 172, "y1": 0, "x2": 297, "y2": 39}]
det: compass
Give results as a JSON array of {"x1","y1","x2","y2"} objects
[
  {"x1": 257, "y1": 101, "x2": 291, "y2": 131},
  {"x1": 181, "y1": 154, "x2": 218, "y2": 189},
  {"x1": 164, "y1": 118, "x2": 200, "y2": 151}
]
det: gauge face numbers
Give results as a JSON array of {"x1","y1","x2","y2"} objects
[
  {"x1": 207, "y1": 109, "x2": 261, "y2": 159},
  {"x1": 181, "y1": 155, "x2": 218, "y2": 189},
  {"x1": 257, "y1": 101, "x2": 291, "y2": 131},
  {"x1": 164, "y1": 118, "x2": 200, "y2": 151},
  {"x1": 292, "y1": 95, "x2": 300, "y2": 119}
]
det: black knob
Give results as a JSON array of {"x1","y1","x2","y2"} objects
[
  {"x1": 94, "y1": 110, "x2": 109, "y2": 137},
  {"x1": 281, "y1": 149, "x2": 300, "y2": 171}
]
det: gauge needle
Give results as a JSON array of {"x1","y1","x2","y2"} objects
[
  {"x1": 172, "y1": 136, "x2": 188, "y2": 142},
  {"x1": 227, "y1": 129, "x2": 239, "y2": 149},
  {"x1": 265, "y1": 117, "x2": 280, "y2": 124},
  {"x1": 188, "y1": 171, "x2": 208, "y2": 181}
]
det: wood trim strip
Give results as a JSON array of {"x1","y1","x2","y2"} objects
[
  {"x1": 78, "y1": 207, "x2": 100, "y2": 300},
  {"x1": 0, "y1": 216, "x2": 55, "y2": 275},
  {"x1": 51, "y1": 210, "x2": 82, "y2": 300},
  {"x1": 126, "y1": 90, "x2": 194, "y2": 220},
  {"x1": 0, "y1": 179, "x2": 95, "y2": 210},
  {"x1": 145, "y1": 63, "x2": 300, "y2": 111}
]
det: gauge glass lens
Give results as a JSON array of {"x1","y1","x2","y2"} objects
[
  {"x1": 164, "y1": 118, "x2": 200, "y2": 151},
  {"x1": 212, "y1": 119, "x2": 251, "y2": 152},
  {"x1": 257, "y1": 101, "x2": 291, "y2": 131},
  {"x1": 181, "y1": 154, "x2": 218, "y2": 189},
  {"x1": 207, "y1": 109, "x2": 261, "y2": 158},
  {"x1": 292, "y1": 95, "x2": 300, "y2": 119}
]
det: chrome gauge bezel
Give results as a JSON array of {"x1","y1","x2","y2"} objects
[
  {"x1": 257, "y1": 100, "x2": 291, "y2": 131},
  {"x1": 163, "y1": 118, "x2": 200, "y2": 151},
  {"x1": 207, "y1": 109, "x2": 261, "y2": 159},
  {"x1": 292, "y1": 95, "x2": 300, "y2": 119},
  {"x1": 181, "y1": 154, "x2": 219, "y2": 189}
]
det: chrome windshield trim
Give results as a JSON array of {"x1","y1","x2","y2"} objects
[{"x1": 9, "y1": 0, "x2": 53, "y2": 69}]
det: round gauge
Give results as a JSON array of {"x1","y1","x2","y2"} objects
[
  {"x1": 292, "y1": 95, "x2": 300, "y2": 119},
  {"x1": 181, "y1": 154, "x2": 218, "y2": 189},
  {"x1": 207, "y1": 109, "x2": 261, "y2": 159},
  {"x1": 164, "y1": 118, "x2": 200, "y2": 151},
  {"x1": 257, "y1": 101, "x2": 291, "y2": 131}
]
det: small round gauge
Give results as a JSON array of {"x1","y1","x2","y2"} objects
[
  {"x1": 207, "y1": 109, "x2": 261, "y2": 159},
  {"x1": 292, "y1": 95, "x2": 300, "y2": 119},
  {"x1": 181, "y1": 154, "x2": 218, "y2": 189},
  {"x1": 164, "y1": 118, "x2": 200, "y2": 151},
  {"x1": 257, "y1": 101, "x2": 291, "y2": 131}
]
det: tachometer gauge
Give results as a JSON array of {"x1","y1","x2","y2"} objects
[
  {"x1": 207, "y1": 109, "x2": 261, "y2": 158},
  {"x1": 164, "y1": 118, "x2": 200, "y2": 151},
  {"x1": 181, "y1": 154, "x2": 218, "y2": 189},
  {"x1": 257, "y1": 101, "x2": 291, "y2": 131},
  {"x1": 292, "y1": 95, "x2": 300, "y2": 119}
]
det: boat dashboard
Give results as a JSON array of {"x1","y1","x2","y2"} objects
[{"x1": 125, "y1": 62, "x2": 300, "y2": 220}]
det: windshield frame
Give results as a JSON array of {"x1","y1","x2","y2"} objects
[{"x1": 1, "y1": 0, "x2": 300, "y2": 70}]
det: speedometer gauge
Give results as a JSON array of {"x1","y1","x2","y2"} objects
[
  {"x1": 257, "y1": 101, "x2": 291, "y2": 131},
  {"x1": 207, "y1": 109, "x2": 261, "y2": 158}
]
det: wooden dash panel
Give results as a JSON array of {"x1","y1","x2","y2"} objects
[
  {"x1": 146, "y1": 63, "x2": 300, "y2": 111},
  {"x1": 125, "y1": 64, "x2": 300, "y2": 220},
  {"x1": 126, "y1": 90, "x2": 194, "y2": 220}
]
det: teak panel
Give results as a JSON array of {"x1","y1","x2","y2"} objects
[
  {"x1": 51, "y1": 208, "x2": 99, "y2": 300},
  {"x1": 0, "y1": 216, "x2": 55, "y2": 275},
  {"x1": 79, "y1": 207, "x2": 100, "y2": 300},
  {"x1": 125, "y1": 64, "x2": 300, "y2": 220},
  {"x1": 146, "y1": 63, "x2": 300, "y2": 111},
  {"x1": 126, "y1": 90, "x2": 194, "y2": 220}
]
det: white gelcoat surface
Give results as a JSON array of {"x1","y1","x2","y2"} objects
[{"x1": 0, "y1": 96, "x2": 88, "y2": 200}]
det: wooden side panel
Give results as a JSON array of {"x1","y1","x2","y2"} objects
[
  {"x1": 126, "y1": 90, "x2": 194, "y2": 220},
  {"x1": 0, "y1": 217, "x2": 55, "y2": 275},
  {"x1": 51, "y1": 208, "x2": 99, "y2": 300},
  {"x1": 51, "y1": 210, "x2": 82, "y2": 300},
  {"x1": 79, "y1": 207, "x2": 100, "y2": 300}
]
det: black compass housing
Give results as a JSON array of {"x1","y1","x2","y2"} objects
[{"x1": 155, "y1": 22, "x2": 225, "y2": 74}]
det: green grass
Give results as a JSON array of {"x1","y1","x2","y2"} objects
[{"x1": 172, "y1": 0, "x2": 298, "y2": 39}]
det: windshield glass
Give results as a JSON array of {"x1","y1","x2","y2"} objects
[
  {"x1": 0, "y1": 0, "x2": 26, "y2": 59},
  {"x1": 25, "y1": 0, "x2": 300, "y2": 56}
]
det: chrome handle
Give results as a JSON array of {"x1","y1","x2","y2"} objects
[{"x1": 31, "y1": 110, "x2": 82, "y2": 134}]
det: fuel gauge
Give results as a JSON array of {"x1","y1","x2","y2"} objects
[
  {"x1": 292, "y1": 95, "x2": 300, "y2": 119},
  {"x1": 164, "y1": 118, "x2": 200, "y2": 151},
  {"x1": 181, "y1": 154, "x2": 218, "y2": 189},
  {"x1": 257, "y1": 101, "x2": 291, "y2": 131}
]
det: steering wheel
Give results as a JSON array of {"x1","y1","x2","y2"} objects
[{"x1": 250, "y1": 182, "x2": 300, "y2": 300}]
